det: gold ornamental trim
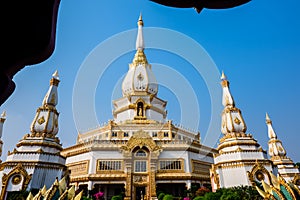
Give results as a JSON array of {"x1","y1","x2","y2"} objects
[
  {"x1": 292, "y1": 173, "x2": 300, "y2": 186},
  {"x1": 67, "y1": 160, "x2": 89, "y2": 176},
  {"x1": 130, "y1": 49, "x2": 148, "y2": 67},
  {"x1": 120, "y1": 130, "x2": 162, "y2": 154},
  {"x1": 11, "y1": 174, "x2": 22, "y2": 185},
  {"x1": 1, "y1": 163, "x2": 32, "y2": 200},
  {"x1": 96, "y1": 159, "x2": 124, "y2": 173},
  {"x1": 217, "y1": 139, "x2": 259, "y2": 150},
  {"x1": 7, "y1": 149, "x2": 65, "y2": 159},
  {"x1": 15, "y1": 140, "x2": 63, "y2": 151},
  {"x1": 248, "y1": 161, "x2": 271, "y2": 186},
  {"x1": 157, "y1": 158, "x2": 184, "y2": 173},
  {"x1": 155, "y1": 173, "x2": 210, "y2": 181},
  {"x1": 69, "y1": 173, "x2": 127, "y2": 182},
  {"x1": 1, "y1": 161, "x2": 67, "y2": 170},
  {"x1": 214, "y1": 159, "x2": 272, "y2": 169},
  {"x1": 50, "y1": 77, "x2": 60, "y2": 86}
]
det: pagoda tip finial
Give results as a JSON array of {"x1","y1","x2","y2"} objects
[
  {"x1": 266, "y1": 112, "x2": 272, "y2": 124},
  {"x1": 221, "y1": 71, "x2": 227, "y2": 80},
  {"x1": 52, "y1": 70, "x2": 59, "y2": 80},
  {"x1": 138, "y1": 12, "x2": 143, "y2": 26},
  {"x1": 1, "y1": 111, "x2": 6, "y2": 118}
]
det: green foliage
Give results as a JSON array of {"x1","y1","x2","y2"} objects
[
  {"x1": 82, "y1": 197, "x2": 93, "y2": 200},
  {"x1": 6, "y1": 190, "x2": 29, "y2": 200},
  {"x1": 111, "y1": 195, "x2": 123, "y2": 200},
  {"x1": 163, "y1": 194, "x2": 174, "y2": 200},
  {"x1": 193, "y1": 196, "x2": 205, "y2": 200},
  {"x1": 192, "y1": 185, "x2": 262, "y2": 200},
  {"x1": 203, "y1": 190, "x2": 222, "y2": 200},
  {"x1": 158, "y1": 192, "x2": 166, "y2": 200}
]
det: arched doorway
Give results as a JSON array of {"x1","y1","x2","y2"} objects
[{"x1": 132, "y1": 147, "x2": 149, "y2": 200}]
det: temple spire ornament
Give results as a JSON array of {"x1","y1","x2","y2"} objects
[
  {"x1": 266, "y1": 113, "x2": 300, "y2": 183},
  {"x1": 42, "y1": 70, "x2": 60, "y2": 107},
  {"x1": 136, "y1": 13, "x2": 144, "y2": 50},
  {"x1": 30, "y1": 70, "x2": 60, "y2": 136},
  {"x1": 0, "y1": 111, "x2": 6, "y2": 158},
  {"x1": 266, "y1": 113, "x2": 286, "y2": 158},
  {"x1": 210, "y1": 72, "x2": 273, "y2": 191},
  {"x1": 116, "y1": 14, "x2": 166, "y2": 122},
  {"x1": 266, "y1": 113, "x2": 278, "y2": 140},
  {"x1": 221, "y1": 71, "x2": 235, "y2": 107},
  {"x1": 131, "y1": 14, "x2": 148, "y2": 67},
  {"x1": 220, "y1": 72, "x2": 246, "y2": 135},
  {"x1": 0, "y1": 71, "x2": 66, "y2": 197}
]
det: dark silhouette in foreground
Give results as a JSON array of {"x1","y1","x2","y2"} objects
[{"x1": 150, "y1": 0, "x2": 251, "y2": 13}]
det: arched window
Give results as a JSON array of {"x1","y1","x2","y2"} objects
[{"x1": 135, "y1": 149, "x2": 147, "y2": 157}]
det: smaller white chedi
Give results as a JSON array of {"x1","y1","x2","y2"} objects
[
  {"x1": 210, "y1": 72, "x2": 273, "y2": 191},
  {"x1": 266, "y1": 113, "x2": 300, "y2": 184},
  {"x1": 0, "y1": 71, "x2": 67, "y2": 200}
]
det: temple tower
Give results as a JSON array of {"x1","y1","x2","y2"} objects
[
  {"x1": 113, "y1": 14, "x2": 167, "y2": 123},
  {"x1": 266, "y1": 113, "x2": 300, "y2": 185},
  {"x1": 210, "y1": 72, "x2": 273, "y2": 191},
  {"x1": 0, "y1": 71, "x2": 67, "y2": 199}
]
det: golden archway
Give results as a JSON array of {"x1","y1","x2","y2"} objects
[{"x1": 1, "y1": 163, "x2": 32, "y2": 199}]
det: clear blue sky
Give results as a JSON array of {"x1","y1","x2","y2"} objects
[{"x1": 1, "y1": 0, "x2": 300, "y2": 162}]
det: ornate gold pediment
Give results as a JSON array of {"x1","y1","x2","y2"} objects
[{"x1": 120, "y1": 130, "x2": 162, "y2": 154}]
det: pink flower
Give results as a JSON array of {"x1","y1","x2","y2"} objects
[{"x1": 94, "y1": 191, "x2": 104, "y2": 199}]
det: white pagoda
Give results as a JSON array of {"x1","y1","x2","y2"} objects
[
  {"x1": 0, "y1": 71, "x2": 67, "y2": 199},
  {"x1": 210, "y1": 72, "x2": 274, "y2": 191},
  {"x1": 266, "y1": 113, "x2": 300, "y2": 185}
]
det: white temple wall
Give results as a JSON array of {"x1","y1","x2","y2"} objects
[
  {"x1": 115, "y1": 110, "x2": 135, "y2": 122},
  {"x1": 218, "y1": 167, "x2": 251, "y2": 188},
  {"x1": 6, "y1": 176, "x2": 23, "y2": 192},
  {"x1": 146, "y1": 109, "x2": 164, "y2": 122},
  {"x1": 30, "y1": 167, "x2": 63, "y2": 189}
]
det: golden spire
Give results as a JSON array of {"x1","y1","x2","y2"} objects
[
  {"x1": 136, "y1": 13, "x2": 144, "y2": 50},
  {"x1": 266, "y1": 112, "x2": 277, "y2": 139},
  {"x1": 132, "y1": 14, "x2": 148, "y2": 66}
]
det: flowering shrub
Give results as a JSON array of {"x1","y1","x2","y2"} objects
[
  {"x1": 93, "y1": 191, "x2": 104, "y2": 200},
  {"x1": 195, "y1": 186, "x2": 210, "y2": 196}
]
